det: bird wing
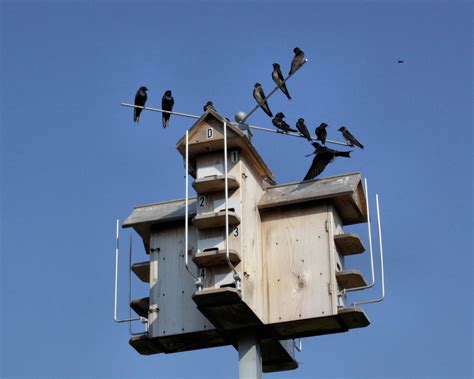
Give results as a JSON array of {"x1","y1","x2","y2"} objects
[
  {"x1": 344, "y1": 129, "x2": 364, "y2": 148},
  {"x1": 300, "y1": 124, "x2": 311, "y2": 140},
  {"x1": 304, "y1": 152, "x2": 333, "y2": 180}
]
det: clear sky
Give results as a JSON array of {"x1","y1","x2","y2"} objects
[{"x1": 1, "y1": 1, "x2": 472, "y2": 378}]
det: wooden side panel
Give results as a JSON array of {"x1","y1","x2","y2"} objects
[
  {"x1": 149, "y1": 227, "x2": 214, "y2": 338},
  {"x1": 240, "y1": 155, "x2": 266, "y2": 323},
  {"x1": 262, "y1": 204, "x2": 336, "y2": 324},
  {"x1": 329, "y1": 205, "x2": 345, "y2": 308}
]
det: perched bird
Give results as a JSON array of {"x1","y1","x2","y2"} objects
[
  {"x1": 161, "y1": 90, "x2": 174, "y2": 128},
  {"x1": 315, "y1": 123, "x2": 328, "y2": 145},
  {"x1": 272, "y1": 63, "x2": 292, "y2": 100},
  {"x1": 304, "y1": 142, "x2": 352, "y2": 181},
  {"x1": 272, "y1": 112, "x2": 297, "y2": 133},
  {"x1": 253, "y1": 83, "x2": 273, "y2": 118},
  {"x1": 203, "y1": 101, "x2": 215, "y2": 112},
  {"x1": 338, "y1": 126, "x2": 364, "y2": 149},
  {"x1": 296, "y1": 118, "x2": 312, "y2": 141},
  {"x1": 289, "y1": 47, "x2": 305, "y2": 75},
  {"x1": 133, "y1": 86, "x2": 148, "y2": 123}
]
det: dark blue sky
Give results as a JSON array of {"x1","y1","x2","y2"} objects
[{"x1": 1, "y1": 1, "x2": 472, "y2": 378}]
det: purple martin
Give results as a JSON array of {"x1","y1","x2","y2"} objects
[
  {"x1": 133, "y1": 86, "x2": 148, "y2": 123},
  {"x1": 315, "y1": 123, "x2": 328, "y2": 145},
  {"x1": 253, "y1": 83, "x2": 273, "y2": 118},
  {"x1": 296, "y1": 118, "x2": 312, "y2": 141},
  {"x1": 203, "y1": 101, "x2": 215, "y2": 112},
  {"x1": 303, "y1": 142, "x2": 352, "y2": 181},
  {"x1": 272, "y1": 63, "x2": 291, "y2": 100},
  {"x1": 289, "y1": 47, "x2": 305, "y2": 75},
  {"x1": 161, "y1": 90, "x2": 174, "y2": 128},
  {"x1": 272, "y1": 112, "x2": 297, "y2": 133},
  {"x1": 338, "y1": 126, "x2": 364, "y2": 149}
]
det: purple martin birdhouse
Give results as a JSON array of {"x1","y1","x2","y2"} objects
[{"x1": 121, "y1": 108, "x2": 373, "y2": 374}]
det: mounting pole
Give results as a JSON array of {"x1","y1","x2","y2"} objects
[{"x1": 238, "y1": 333, "x2": 262, "y2": 379}]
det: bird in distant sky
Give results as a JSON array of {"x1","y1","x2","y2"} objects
[
  {"x1": 315, "y1": 123, "x2": 328, "y2": 145},
  {"x1": 133, "y1": 86, "x2": 148, "y2": 123},
  {"x1": 203, "y1": 101, "x2": 215, "y2": 112},
  {"x1": 398, "y1": 60, "x2": 404, "y2": 63},
  {"x1": 161, "y1": 90, "x2": 174, "y2": 128},
  {"x1": 303, "y1": 142, "x2": 352, "y2": 181},
  {"x1": 253, "y1": 83, "x2": 273, "y2": 118},
  {"x1": 296, "y1": 118, "x2": 312, "y2": 141},
  {"x1": 289, "y1": 47, "x2": 305, "y2": 75},
  {"x1": 272, "y1": 112, "x2": 297, "y2": 133},
  {"x1": 272, "y1": 63, "x2": 292, "y2": 100},
  {"x1": 338, "y1": 126, "x2": 364, "y2": 149}
]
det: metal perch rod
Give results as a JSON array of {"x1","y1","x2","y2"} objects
[
  {"x1": 121, "y1": 103, "x2": 200, "y2": 120},
  {"x1": 241, "y1": 59, "x2": 309, "y2": 123},
  {"x1": 120, "y1": 102, "x2": 350, "y2": 147}
]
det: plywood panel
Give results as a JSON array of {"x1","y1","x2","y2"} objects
[
  {"x1": 240, "y1": 155, "x2": 266, "y2": 323},
  {"x1": 262, "y1": 204, "x2": 335, "y2": 324}
]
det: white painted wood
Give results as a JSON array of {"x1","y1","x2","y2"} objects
[
  {"x1": 149, "y1": 226, "x2": 214, "y2": 338},
  {"x1": 197, "y1": 163, "x2": 224, "y2": 178},
  {"x1": 148, "y1": 233, "x2": 159, "y2": 337},
  {"x1": 197, "y1": 236, "x2": 225, "y2": 253},
  {"x1": 213, "y1": 196, "x2": 241, "y2": 215},
  {"x1": 214, "y1": 271, "x2": 234, "y2": 288}
]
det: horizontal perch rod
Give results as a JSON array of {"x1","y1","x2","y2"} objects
[{"x1": 120, "y1": 102, "x2": 350, "y2": 147}]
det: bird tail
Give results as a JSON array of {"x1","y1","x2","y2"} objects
[
  {"x1": 134, "y1": 109, "x2": 140, "y2": 123},
  {"x1": 281, "y1": 84, "x2": 292, "y2": 100},
  {"x1": 335, "y1": 150, "x2": 352, "y2": 158},
  {"x1": 288, "y1": 127, "x2": 298, "y2": 133},
  {"x1": 162, "y1": 114, "x2": 170, "y2": 128},
  {"x1": 262, "y1": 105, "x2": 273, "y2": 118}
]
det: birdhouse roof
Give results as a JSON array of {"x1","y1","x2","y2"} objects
[
  {"x1": 176, "y1": 108, "x2": 275, "y2": 184},
  {"x1": 123, "y1": 172, "x2": 367, "y2": 253},
  {"x1": 258, "y1": 172, "x2": 367, "y2": 225}
]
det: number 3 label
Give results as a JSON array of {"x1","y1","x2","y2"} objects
[{"x1": 233, "y1": 226, "x2": 239, "y2": 237}]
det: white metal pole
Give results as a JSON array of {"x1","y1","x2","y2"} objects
[
  {"x1": 344, "y1": 178, "x2": 375, "y2": 293},
  {"x1": 238, "y1": 334, "x2": 262, "y2": 379},
  {"x1": 223, "y1": 121, "x2": 240, "y2": 287},
  {"x1": 352, "y1": 194, "x2": 386, "y2": 306},
  {"x1": 114, "y1": 219, "x2": 143, "y2": 323}
]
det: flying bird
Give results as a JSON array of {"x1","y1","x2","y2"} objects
[
  {"x1": 203, "y1": 101, "x2": 215, "y2": 112},
  {"x1": 289, "y1": 47, "x2": 305, "y2": 75},
  {"x1": 398, "y1": 60, "x2": 404, "y2": 63},
  {"x1": 253, "y1": 83, "x2": 273, "y2": 118},
  {"x1": 161, "y1": 90, "x2": 174, "y2": 128},
  {"x1": 303, "y1": 142, "x2": 352, "y2": 181},
  {"x1": 315, "y1": 123, "x2": 328, "y2": 145},
  {"x1": 133, "y1": 86, "x2": 148, "y2": 123},
  {"x1": 338, "y1": 126, "x2": 364, "y2": 149},
  {"x1": 296, "y1": 118, "x2": 312, "y2": 141},
  {"x1": 272, "y1": 112, "x2": 297, "y2": 133},
  {"x1": 272, "y1": 63, "x2": 292, "y2": 100}
]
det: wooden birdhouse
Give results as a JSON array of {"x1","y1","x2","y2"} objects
[{"x1": 123, "y1": 108, "x2": 371, "y2": 373}]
